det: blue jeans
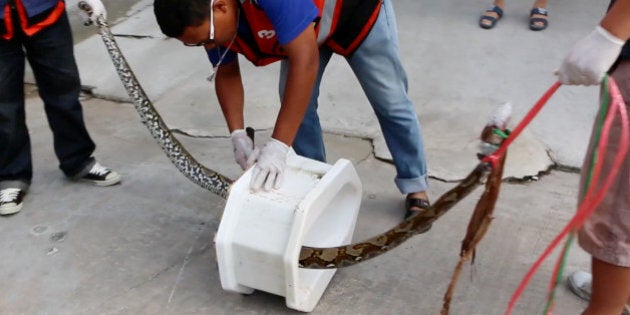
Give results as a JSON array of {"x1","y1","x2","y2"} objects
[
  {"x1": 0, "y1": 11, "x2": 95, "y2": 189},
  {"x1": 279, "y1": 0, "x2": 428, "y2": 194}
]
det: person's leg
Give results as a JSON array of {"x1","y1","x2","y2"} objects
[
  {"x1": 492, "y1": 0, "x2": 505, "y2": 8},
  {"x1": 346, "y1": 0, "x2": 428, "y2": 205},
  {"x1": 23, "y1": 12, "x2": 96, "y2": 178},
  {"x1": 279, "y1": 47, "x2": 333, "y2": 163},
  {"x1": 0, "y1": 26, "x2": 32, "y2": 190},
  {"x1": 532, "y1": 0, "x2": 547, "y2": 10},
  {"x1": 576, "y1": 60, "x2": 630, "y2": 315},
  {"x1": 583, "y1": 258, "x2": 630, "y2": 315}
]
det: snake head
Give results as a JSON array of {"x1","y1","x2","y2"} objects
[
  {"x1": 487, "y1": 101, "x2": 512, "y2": 131},
  {"x1": 479, "y1": 102, "x2": 512, "y2": 156}
]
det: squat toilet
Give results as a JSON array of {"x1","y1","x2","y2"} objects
[{"x1": 214, "y1": 150, "x2": 362, "y2": 312}]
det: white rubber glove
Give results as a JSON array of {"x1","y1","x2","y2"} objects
[
  {"x1": 231, "y1": 129, "x2": 258, "y2": 170},
  {"x1": 250, "y1": 138, "x2": 289, "y2": 192},
  {"x1": 78, "y1": 0, "x2": 107, "y2": 25},
  {"x1": 557, "y1": 26, "x2": 625, "y2": 86}
]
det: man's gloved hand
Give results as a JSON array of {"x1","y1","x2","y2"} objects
[
  {"x1": 231, "y1": 129, "x2": 258, "y2": 170},
  {"x1": 250, "y1": 138, "x2": 289, "y2": 192},
  {"x1": 78, "y1": 0, "x2": 107, "y2": 26},
  {"x1": 556, "y1": 26, "x2": 625, "y2": 86}
]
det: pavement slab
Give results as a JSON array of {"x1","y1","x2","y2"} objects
[
  {"x1": 3, "y1": 0, "x2": 611, "y2": 314},
  {"x1": 59, "y1": 0, "x2": 603, "y2": 179}
]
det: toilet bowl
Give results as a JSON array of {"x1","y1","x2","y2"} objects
[{"x1": 215, "y1": 150, "x2": 362, "y2": 312}]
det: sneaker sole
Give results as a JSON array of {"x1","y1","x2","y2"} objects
[
  {"x1": 0, "y1": 203, "x2": 23, "y2": 215},
  {"x1": 79, "y1": 174, "x2": 122, "y2": 187}
]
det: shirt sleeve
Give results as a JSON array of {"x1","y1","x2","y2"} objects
[{"x1": 257, "y1": 0, "x2": 319, "y2": 46}]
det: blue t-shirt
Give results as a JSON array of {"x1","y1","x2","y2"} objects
[
  {"x1": 206, "y1": 0, "x2": 319, "y2": 66},
  {"x1": 0, "y1": 0, "x2": 60, "y2": 19}
]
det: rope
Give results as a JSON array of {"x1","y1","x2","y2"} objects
[
  {"x1": 482, "y1": 82, "x2": 562, "y2": 167},
  {"x1": 504, "y1": 77, "x2": 630, "y2": 315},
  {"x1": 542, "y1": 76, "x2": 613, "y2": 315}
]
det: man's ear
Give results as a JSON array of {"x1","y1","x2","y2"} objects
[{"x1": 213, "y1": 0, "x2": 230, "y2": 15}]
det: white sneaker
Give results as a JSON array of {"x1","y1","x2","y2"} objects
[
  {"x1": 0, "y1": 188, "x2": 25, "y2": 215},
  {"x1": 78, "y1": 162, "x2": 121, "y2": 187},
  {"x1": 568, "y1": 270, "x2": 592, "y2": 301}
]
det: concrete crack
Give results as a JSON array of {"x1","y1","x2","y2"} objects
[
  {"x1": 171, "y1": 128, "x2": 229, "y2": 139},
  {"x1": 112, "y1": 33, "x2": 157, "y2": 39}
]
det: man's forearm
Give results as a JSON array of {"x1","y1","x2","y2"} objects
[
  {"x1": 215, "y1": 60, "x2": 245, "y2": 133},
  {"x1": 274, "y1": 57, "x2": 318, "y2": 145},
  {"x1": 602, "y1": 0, "x2": 630, "y2": 41},
  {"x1": 273, "y1": 27, "x2": 319, "y2": 146}
]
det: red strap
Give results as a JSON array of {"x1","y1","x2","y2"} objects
[
  {"x1": 482, "y1": 81, "x2": 562, "y2": 167},
  {"x1": 504, "y1": 78, "x2": 630, "y2": 315},
  {"x1": 1, "y1": 5, "x2": 13, "y2": 40},
  {"x1": 14, "y1": 0, "x2": 65, "y2": 37}
]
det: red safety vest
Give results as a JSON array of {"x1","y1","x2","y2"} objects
[
  {"x1": 1, "y1": 0, "x2": 65, "y2": 40},
  {"x1": 233, "y1": 0, "x2": 382, "y2": 66}
]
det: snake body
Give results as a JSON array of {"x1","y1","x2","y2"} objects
[
  {"x1": 89, "y1": 14, "x2": 232, "y2": 198},
  {"x1": 441, "y1": 125, "x2": 507, "y2": 315},
  {"x1": 299, "y1": 161, "x2": 493, "y2": 268},
  {"x1": 88, "y1": 9, "x2": 505, "y2": 269},
  {"x1": 299, "y1": 105, "x2": 510, "y2": 269}
]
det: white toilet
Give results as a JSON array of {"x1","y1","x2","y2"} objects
[{"x1": 215, "y1": 150, "x2": 363, "y2": 312}]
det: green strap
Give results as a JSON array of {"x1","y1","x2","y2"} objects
[{"x1": 542, "y1": 75, "x2": 611, "y2": 314}]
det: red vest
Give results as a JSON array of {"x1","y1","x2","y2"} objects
[
  {"x1": 1, "y1": 0, "x2": 65, "y2": 40},
  {"x1": 233, "y1": 0, "x2": 382, "y2": 66}
]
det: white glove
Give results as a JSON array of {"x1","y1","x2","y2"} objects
[
  {"x1": 556, "y1": 26, "x2": 625, "y2": 86},
  {"x1": 250, "y1": 138, "x2": 289, "y2": 191},
  {"x1": 231, "y1": 129, "x2": 258, "y2": 170},
  {"x1": 78, "y1": 0, "x2": 107, "y2": 25}
]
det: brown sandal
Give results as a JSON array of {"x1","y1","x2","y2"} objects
[
  {"x1": 404, "y1": 198, "x2": 429, "y2": 217},
  {"x1": 404, "y1": 198, "x2": 432, "y2": 232}
]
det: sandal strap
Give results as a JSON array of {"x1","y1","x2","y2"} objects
[
  {"x1": 405, "y1": 198, "x2": 430, "y2": 210},
  {"x1": 530, "y1": 17, "x2": 548, "y2": 25},
  {"x1": 530, "y1": 7, "x2": 548, "y2": 16},
  {"x1": 484, "y1": 5, "x2": 504, "y2": 18},
  {"x1": 480, "y1": 15, "x2": 498, "y2": 23}
]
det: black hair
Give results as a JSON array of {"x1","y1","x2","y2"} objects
[{"x1": 153, "y1": 0, "x2": 210, "y2": 38}]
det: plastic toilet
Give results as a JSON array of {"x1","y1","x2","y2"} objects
[{"x1": 215, "y1": 150, "x2": 362, "y2": 312}]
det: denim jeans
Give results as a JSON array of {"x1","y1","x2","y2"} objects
[
  {"x1": 0, "y1": 11, "x2": 95, "y2": 189},
  {"x1": 279, "y1": 0, "x2": 428, "y2": 194}
]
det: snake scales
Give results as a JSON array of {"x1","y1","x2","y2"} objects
[
  {"x1": 299, "y1": 122, "x2": 508, "y2": 269},
  {"x1": 85, "y1": 8, "x2": 505, "y2": 270},
  {"x1": 85, "y1": 7, "x2": 232, "y2": 198}
]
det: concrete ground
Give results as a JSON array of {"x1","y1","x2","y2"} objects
[{"x1": 1, "y1": 0, "x2": 611, "y2": 314}]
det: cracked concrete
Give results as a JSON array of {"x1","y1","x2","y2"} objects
[
  {"x1": 57, "y1": 0, "x2": 597, "y2": 181},
  {"x1": 2, "y1": 0, "x2": 609, "y2": 314}
]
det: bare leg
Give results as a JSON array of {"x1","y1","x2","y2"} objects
[
  {"x1": 532, "y1": 0, "x2": 547, "y2": 9},
  {"x1": 583, "y1": 258, "x2": 630, "y2": 315},
  {"x1": 491, "y1": 0, "x2": 505, "y2": 11}
]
